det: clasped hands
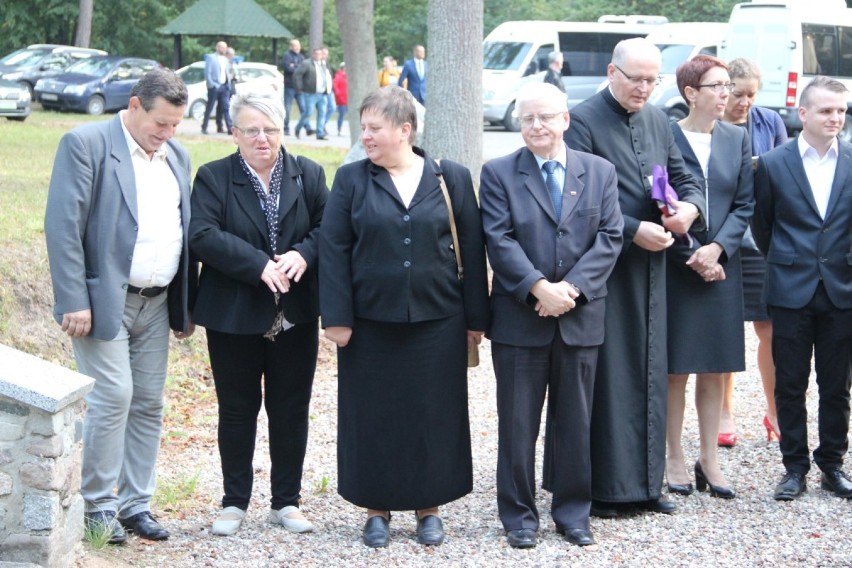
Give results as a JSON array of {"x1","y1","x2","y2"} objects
[
  {"x1": 686, "y1": 242, "x2": 726, "y2": 282},
  {"x1": 531, "y1": 279, "x2": 579, "y2": 318},
  {"x1": 260, "y1": 251, "x2": 307, "y2": 294}
]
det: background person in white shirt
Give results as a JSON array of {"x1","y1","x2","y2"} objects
[{"x1": 752, "y1": 75, "x2": 852, "y2": 502}]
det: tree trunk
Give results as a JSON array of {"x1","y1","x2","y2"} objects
[
  {"x1": 335, "y1": 0, "x2": 378, "y2": 147},
  {"x1": 75, "y1": 0, "x2": 93, "y2": 48},
  {"x1": 424, "y1": 0, "x2": 484, "y2": 186},
  {"x1": 310, "y1": 0, "x2": 325, "y2": 50}
]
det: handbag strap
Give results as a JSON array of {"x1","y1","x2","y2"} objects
[{"x1": 436, "y1": 161, "x2": 464, "y2": 281}]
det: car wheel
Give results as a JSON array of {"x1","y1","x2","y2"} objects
[
  {"x1": 667, "y1": 105, "x2": 688, "y2": 122},
  {"x1": 86, "y1": 95, "x2": 105, "y2": 115},
  {"x1": 190, "y1": 99, "x2": 207, "y2": 121},
  {"x1": 840, "y1": 112, "x2": 852, "y2": 144},
  {"x1": 503, "y1": 102, "x2": 521, "y2": 132}
]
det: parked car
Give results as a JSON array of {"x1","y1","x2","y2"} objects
[
  {"x1": 35, "y1": 56, "x2": 160, "y2": 115},
  {"x1": 0, "y1": 78, "x2": 31, "y2": 121},
  {"x1": 0, "y1": 44, "x2": 107, "y2": 99},
  {"x1": 176, "y1": 61, "x2": 284, "y2": 120}
]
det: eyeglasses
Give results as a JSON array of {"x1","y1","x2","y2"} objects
[
  {"x1": 695, "y1": 82, "x2": 736, "y2": 94},
  {"x1": 614, "y1": 64, "x2": 662, "y2": 87},
  {"x1": 235, "y1": 127, "x2": 281, "y2": 138},
  {"x1": 519, "y1": 112, "x2": 564, "y2": 128}
]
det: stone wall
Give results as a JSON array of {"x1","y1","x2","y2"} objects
[{"x1": 0, "y1": 344, "x2": 94, "y2": 567}]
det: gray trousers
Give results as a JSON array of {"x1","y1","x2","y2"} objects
[{"x1": 72, "y1": 292, "x2": 170, "y2": 518}]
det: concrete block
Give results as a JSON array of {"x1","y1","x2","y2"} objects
[
  {"x1": 20, "y1": 461, "x2": 61, "y2": 491},
  {"x1": 0, "y1": 471, "x2": 12, "y2": 495},
  {"x1": 27, "y1": 412, "x2": 63, "y2": 437},
  {"x1": 0, "y1": 533, "x2": 52, "y2": 564},
  {"x1": 26, "y1": 435, "x2": 63, "y2": 458},
  {"x1": 63, "y1": 494, "x2": 85, "y2": 550},
  {"x1": 0, "y1": 344, "x2": 94, "y2": 413},
  {"x1": 22, "y1": 493, "x2": 59, "y2": 530}
]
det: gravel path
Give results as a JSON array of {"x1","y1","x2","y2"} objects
[{"x1": 76, "y1": 329, "x2": 852, "y2": 567}]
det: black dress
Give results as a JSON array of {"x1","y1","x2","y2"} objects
[
  {"x1": 667, "y1": 122, "x2": 754, "y2": 374},
  {"x1": 319, "y1": 150, "x2": 489, "y2": 510}
]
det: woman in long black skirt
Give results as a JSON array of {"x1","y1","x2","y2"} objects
[{"x1": 319, "y1": 86, "x2": 489, "y2": 548}]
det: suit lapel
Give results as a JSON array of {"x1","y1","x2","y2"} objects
[
  {"x1": 519, "y1": 149, "x2": 558, "y2": 224},
  {"x1": 369, "y1": 161, "x2": 407, "y2": 208},
  {"x1": 562, "y1": 148, "x2": 587, "y2": 220},
  {"x1": 783, "y1": 142, "x2": 822, "y2": 218},
  {"x1": 825, "y1": 141, "x2": 851, "y2": 221},
  {"x1": 109, "y1": 115, "x2": 138, "y2": 223},
  {"x1": 164, "y1": 140, "x2": 190, "y2": 237}
]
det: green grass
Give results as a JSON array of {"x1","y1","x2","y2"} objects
[{"x1": 153, "y1": 470, "x2": 201, "y2": 511}]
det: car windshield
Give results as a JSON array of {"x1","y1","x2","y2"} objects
[
  {"x1": 65, "y1": 57, "x2": 114, "y2": 77},
  {"x1": 483, "y1": 41, "x2": 532, "y2": 71},
  {"x1": 0, "y1": 48, "x2": 51, "y2": 67},
  {"x1": 657, "y1": 44, "x2": 695, "y2": 74}
]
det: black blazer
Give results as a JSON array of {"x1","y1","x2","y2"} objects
[
  {"x1": 752, "y1": 137, "x2": 852, "y2": 310},
  {"x1": 189, "y1": 150, "x2": 329, "y2": 334},
  {"x1": 319, "y1": 148, "x2": 489, "y2": 330}
]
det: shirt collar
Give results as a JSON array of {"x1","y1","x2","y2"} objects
[
  {"x1": 532, "y1": 143, "x2": 568, "y2": 170},
  {"x1": 119, "y1": 110, "x2": 168, "y2": 161},
  {"x1": 798, "y1": 133, "x2": 838, "y2": 160}
]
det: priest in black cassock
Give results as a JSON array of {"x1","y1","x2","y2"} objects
[{"x1": 552, "y1": 38, "x2": 706, "y2": 516}]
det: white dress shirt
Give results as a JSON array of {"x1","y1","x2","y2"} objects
[
  {"x1": 798, "y1": 134, "x2": 838, "y2": 219},
  {"x1": 119, "y1": 112, "x2": 183, "y2": 288}
]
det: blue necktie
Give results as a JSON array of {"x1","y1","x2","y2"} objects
[{"x1": 542, "y1": 160, "x2": 562, "y2": 219}]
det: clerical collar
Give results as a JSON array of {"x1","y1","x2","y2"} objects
[{"x1": 603, "y1": 87, "x2": 633, "y2": 116}]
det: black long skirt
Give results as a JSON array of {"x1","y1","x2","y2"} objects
[{"x1": 337, "y1": 313, "x2": 472, "y2": 511}]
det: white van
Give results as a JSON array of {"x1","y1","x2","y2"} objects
[
  {"x1": 646, "y1": 22, "x2": 729, "y2": 119},
  {"x1": 719, "y1": 0, "x2": 852, "y2": 140},
  {"x1": 483, "y1": 19, "x2": 665, "y2": 130}
]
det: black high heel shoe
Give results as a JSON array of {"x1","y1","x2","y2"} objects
[
  {"x1": 667, "y1": 481, "x2": 695, "y2": 496},
  {"x1": 694, "y1": 461, "x2": 736, "y2": 499}
]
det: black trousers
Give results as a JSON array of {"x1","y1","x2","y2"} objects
[
  {"x1": 207, "y1": 322, "x2": 318, "y2": 510},
  {"x1": 493, "y1": 338, "x2": 597, "y2": 532},
  {"x1": 771, "y1": 283, "x2": 852, "y2": 474}
]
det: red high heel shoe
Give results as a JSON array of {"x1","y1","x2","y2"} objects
[
  {"x1": 763, "y1": 415, "x2": 781, "y2": 441},
  {"x1": 717, "y1": 432, "x2": 738, "y2": 447}
]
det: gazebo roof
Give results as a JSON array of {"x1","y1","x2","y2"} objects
[{"x1": 159, "y1": 0, "x2": 293, "y2": 38}]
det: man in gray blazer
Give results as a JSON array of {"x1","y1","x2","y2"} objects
[
  {"x1": 752, "y1": 75, "x2": 852, "y2": 502},
  {"x1": 44, "y1": 68, "x2": 195, "y2": 544},
  {"x1": 480, "y1": 82, "x2": 624, "y2": 549}
]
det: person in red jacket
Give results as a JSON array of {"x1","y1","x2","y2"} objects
[{"x1": 332, "y1": 63, "x2": 348, "y2": 136}]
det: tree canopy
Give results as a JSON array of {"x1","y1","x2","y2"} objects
[{"x1": 0, "y1": 0, "x2": 761, "y2": 68}]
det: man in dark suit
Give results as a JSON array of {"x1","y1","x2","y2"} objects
[
  {"x1": 280, "y1": 38, "x2": 305, "y2": 136},
  {"x1": 543, "y1": 51, "x2": 566, "y2": 93},
  {"x1": 480, "y1": 82, "x2": 624, "y2": 549},
  {"x1": 398, "y1": 45, "x2": 427, "y2": 104},
  {"x1": 44, "y1": 69, "x2": 195, "y2": 544},
  {"x1": 752, "y1": 75, "x2": 852, "y2": 501}
]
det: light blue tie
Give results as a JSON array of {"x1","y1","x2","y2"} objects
[{"x1": 542, "y1": 160, "x2": 562, "y2": 218}]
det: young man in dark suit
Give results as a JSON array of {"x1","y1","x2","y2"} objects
[
  {"x1": 752, "y1": 75, "x2": 852, "y2": 501},
  {"x1": 479, "y1": 82, "x2": 624, "y2": 548}
]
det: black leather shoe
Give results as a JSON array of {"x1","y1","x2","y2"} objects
[
  {"x1": 590, "y1": 500, "x2": 621, "y2": 518},
  {"x1": 201, "y1": 128, "x2": 208, "y2": 135},
  {"x1": 820, "y1": 469, "x2": 852, "y2": 498},
  {"x1": 316, "y1": 134, "x2": 328, "y2": 140},
  {"x1": 120, "y1": 511, "x2": 169, "y2": 540},
  {"x1": 667, "y1": 482, "x2": 695, "y2": 496},
  {"x1": 506, "y1": 528, "x2": 537, "y2": 549},
  {"x1": 557, "y1": 527, "x2": 595, "y2": 547},
  {"x1": 416, "y1": 514, "x2": 444, "y2": 546},
  {"x1": 637, "y1": 496, "x2": 677, "y2": 514},
  {"x1": 306, "y1": 128, "x2": 315, "y2": 136},
  {"x1": 694, "y1": 460, "x2": 736, "y2": 499},
  {"x1": 85, "y1": 511, "x2": 126, "y2": 544},
  {"x1": 362, "y1": 515, "x2": 390, "y2": 548},
  {"x1": 774, "y1": 471, "x2": 807, "y2": 501}
]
